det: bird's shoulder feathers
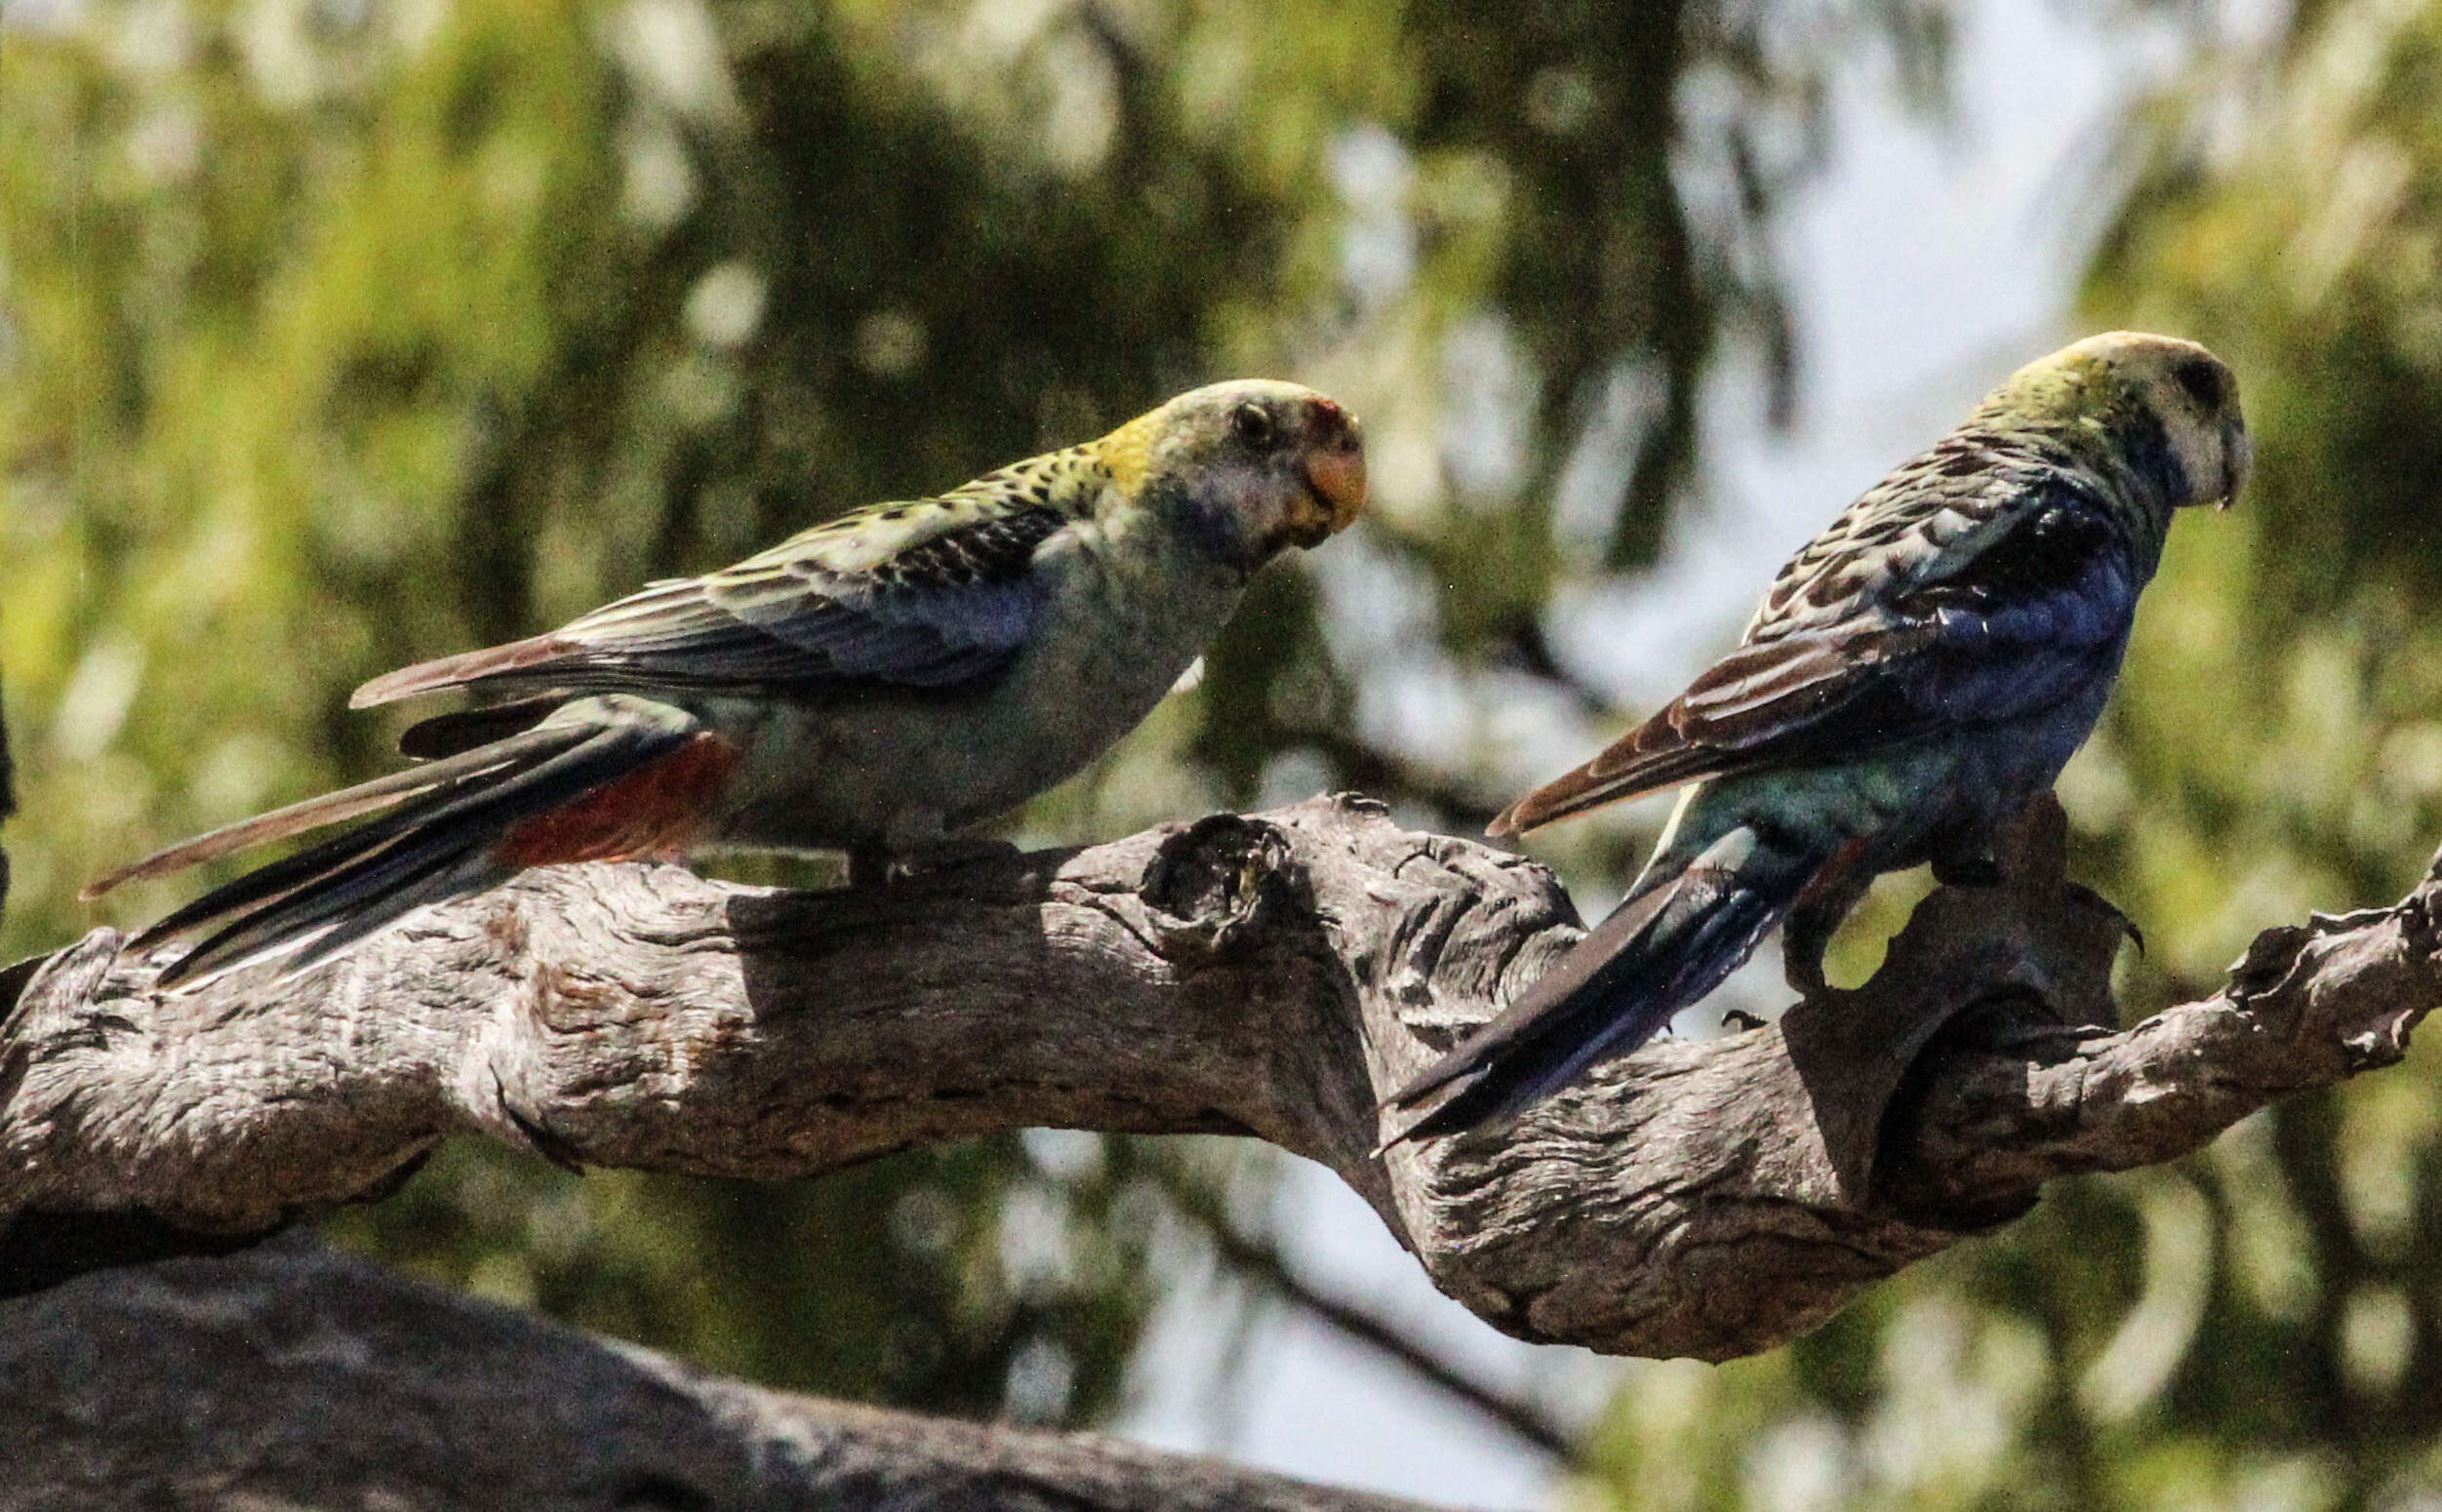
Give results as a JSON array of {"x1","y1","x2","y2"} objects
[
  {"x1": 1746, "y1": 430, "x2": 2091, "y2": 640},
  {"x1": 1493, "y1": 460, "x2": 2143, "y2": 836},
  {"x1": 353, "y1": 463, "x2": 1106, "y2": 710}
]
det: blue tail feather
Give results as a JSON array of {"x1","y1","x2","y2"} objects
[
  {"x1": 1379, "y1": 825, "x2": 1816, "y2": 1148},
  {"x1": 145, "y1": 707, "x2": 700, "y2": 985}
]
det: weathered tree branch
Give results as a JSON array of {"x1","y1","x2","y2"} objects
[
  {"x1": 0, "y1": 1235, "x2": 1442, "y2": 1512},
  {"x1": 5, "y1": 794, "x2": 2439, "y2": 1361}
]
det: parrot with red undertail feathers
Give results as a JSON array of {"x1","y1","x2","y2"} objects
[
  {"x1": 86, "y1": 379, "x2": 1367, "y2": 985},
  {"x1": 1380, "y1": 332, "x2": 2250, "y2": 1148}
]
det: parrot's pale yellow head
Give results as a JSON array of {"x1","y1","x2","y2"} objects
[
  {"x1": 1987, "y1": 332, "x2": 2251, "y2": 511},
  {"x1": 1096, "y1": 378, "x2": 1367, "y2": 565}
]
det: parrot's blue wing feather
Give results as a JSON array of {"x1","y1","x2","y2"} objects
[
  {"x1": 358, "y1": 502, "x2": 1070, "y2": 710},
  {"x1": 1498, "y1": 481, "x2": 2140, "y2": 833},
  {"x1": 690, "y1": 504, "x2": 1066, "y2": 687}
]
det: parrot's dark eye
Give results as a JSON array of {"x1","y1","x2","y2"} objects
[
  {"x1": 1230, "y1": 402, "x2": 1278, "y2": 449},
  {"x1": 2173, "y1": 357, "x2": 2224, "y2": 410}
]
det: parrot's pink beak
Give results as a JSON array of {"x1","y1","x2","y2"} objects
[{"x1": 1297, "y1": 400, "x2": 1368, "y2": 540}]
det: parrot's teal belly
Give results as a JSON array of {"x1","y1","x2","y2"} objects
[{"x1": 1658, "y1": 674, "x2": 2117, "y2": 884}]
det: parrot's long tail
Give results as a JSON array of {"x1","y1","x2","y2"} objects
[
  {"x1": 1377, "y1": 824, "x2": 1819, "y2": 1149},
  {"x1": 83, "y1": 697, "x2": 736, "y2": 987}
]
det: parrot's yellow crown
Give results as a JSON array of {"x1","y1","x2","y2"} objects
[
  {"x1": 1984, "y1": 331, "x2": 2250, "y2": 510},
  {"x1": 1095, "y1": 379, "x2": 1367, "y2": 547}
]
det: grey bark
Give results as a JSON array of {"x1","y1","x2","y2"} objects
[
  {"x1": 0, "y1": 1235, "x2": 1444, "y2": 1512},
  {"x1": 6, "y1": 794, "x2": 2440, "y2": 1363}
]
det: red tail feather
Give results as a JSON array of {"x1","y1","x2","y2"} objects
[{"x1": 492, "y1": 733, "x2": 740, "y2": 869}]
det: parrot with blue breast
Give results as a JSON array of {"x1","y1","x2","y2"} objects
[
  {"x1": 1381, "y1": 332, "x2": 2248, "y2": 1147},
  {"x1": 87, "y1": 380, "x2": 1366, "y2": 984}
]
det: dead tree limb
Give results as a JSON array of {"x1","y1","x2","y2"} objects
[
  {"x1": 5, "y1": 793, "x2": 2439, "y2": 1361},
  {"x1": 0, "y1": 1236, "x2": 1443, "y2": 1512}
]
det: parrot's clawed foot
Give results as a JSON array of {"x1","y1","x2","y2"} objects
[
  {"x1": 1781, "y1": 911, "x2": 1837, "y2": 998},
  {"x1": 2065, "y1": 880, "x2": 2145, "y2": 955},
  {"x1": 1983, "y1": 1019, "x2": 2119, "y2": 1055},
  {"x1": 1721, "y1": 1008, "x2": 1769, "y2": 1033},
  {"x1": 1784, "y1": 852, "x2": 1867, "y2": 1000},
  {"x1": 861, "y1": 837, "x2": 1022, "y2": 886},
  {"x1": 1932, "y1": 851, "x2": 2005, "y2": 889},
  {"x1": 1781, "y1": 949, "x2": 1831, "y2": 999},
  {"x1": 848, "y1": 845, "x2": 889, "y2": 889}
]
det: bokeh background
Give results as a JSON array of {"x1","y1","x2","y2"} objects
[{"x1": 12, "y1": 0, "x2": 2442, "y2": 1506}]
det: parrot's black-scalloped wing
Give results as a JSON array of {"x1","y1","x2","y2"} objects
[
  {"x1": 355, "y1": 503, "x2": 1070, "y2": 712},
  {"x1": 1494, "y1": 482, "x2": 2138, "y2": 835}
]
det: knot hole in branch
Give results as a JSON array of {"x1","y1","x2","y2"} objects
[{"x1": 1141, "y1": 815, "x2": 1300, "y2": 965}]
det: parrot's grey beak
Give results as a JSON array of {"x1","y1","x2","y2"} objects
[{"x1": 2218, "y1": 423, "x2": 2251, "y2": 510}]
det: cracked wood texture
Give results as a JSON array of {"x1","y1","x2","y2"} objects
[
  {"x1": 6, "y1": 793, "x2": 2442, "y2": 1362},
  {"x1": 0, "y1": 1236, "x2": 1439, "y2": 1512}
]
